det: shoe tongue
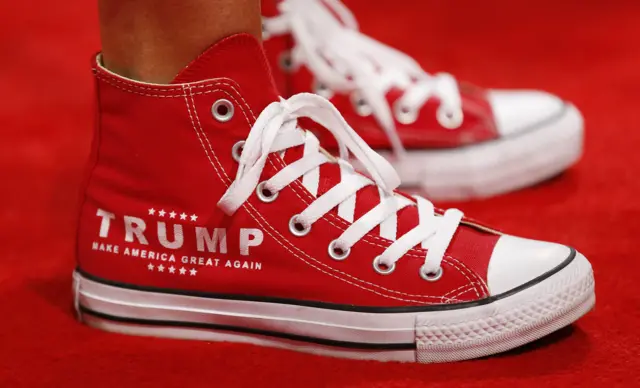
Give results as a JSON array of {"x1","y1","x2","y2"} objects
[{"x1": 172, "y1": 33, "x2": 279, "y2": 113}]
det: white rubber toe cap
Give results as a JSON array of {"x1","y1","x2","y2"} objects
[
  {"x1": 487, "y1": 235, "x2": 571, "y2": 295},
  {"x1": 488, "y1": 90, "x2": 565, "y2": 136}
]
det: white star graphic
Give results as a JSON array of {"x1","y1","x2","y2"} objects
[
  {"x1": 169, "y1": 266, "x2": 176, "y2": 274},
  {"x1": 180, "y1": 213, "x2": 188, "y2": 220},
  {"x1": 148, "y1": 208, "x2": 156, "y2": 215},
  {"x1": 158, "y1": 264, "x2": 165, "y2": 272},
  {"x1": 190, "y1": 214, "x2": 198, "y2": 222},
  {"x1": 169, "y1": 211, "x2": 177, "y2": 219},
  {"x1": 179, "y1": 267, "x2": 187, "y2": 275},
  {"x1": 147, "y1": 263, "x2": 154, "y2": 271},
  {"x1": 190, "y1": 268, "x2": 197, "y2": 276},
  {"x1": 158, "y1": 209, "x2": 166, "y2": 217}
]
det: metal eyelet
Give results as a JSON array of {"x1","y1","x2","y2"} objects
[
  {"x1": 212, "y1": 99, "x2": 234, "y2": 122},
  {"x1": 256, "y1": 181, "x2": 279, "y2": 203},
  {"x1": 231, "y1": 140, "x2": 245, "y2": 163},
  {"x1": 419, "y1": 264, "x2": 443, "y2": 282},
  {"x1": 313, "y1": 80, "x2": 334, "y2": 100},
  {"x1": 279, "y1": 50, "x2": 295, "y2": 73},
  {"x1": 350, "y1": 92, "x2": 372, "y2": 117},
  {"x1": 289, "y1": 215, "x2": 311, "y2": 237},
  {"x1": 372, "y1": 256, "x2": 395, "y2": 275},
  {"x1": 436, "y1": 105, "x2": 463, "y2": 129},
  {"x1": 394, "y1": 103, "x2": 418, "y2": 125},
  {"x1": 327, "y1": 240, "x2": 350, "y2": 261}
]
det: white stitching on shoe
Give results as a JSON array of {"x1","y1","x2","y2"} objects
[{"x1": 449, "y1": 287, "x2": 476, "y2": 300}]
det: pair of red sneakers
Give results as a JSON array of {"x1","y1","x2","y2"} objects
[{"x1": 74, "y1": 1, "x2": 594, "y2": 363}]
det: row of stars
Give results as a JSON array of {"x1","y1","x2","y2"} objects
[
  {"x1": 147, "y1": 263, "x2": 197, "y2": 276},
  {"x1": 148, "y1": 208, "x2": 198, "y2": 222}
]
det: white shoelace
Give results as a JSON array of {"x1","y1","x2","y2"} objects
[
  {"x1": 218, "y1": 93, "x2": 463, "y2": 276},
  {"x1": 263, "y1": 0, "x2": 464, "y2": 157}
]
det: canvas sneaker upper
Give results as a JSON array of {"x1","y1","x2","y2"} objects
[{"x1": 78, "y1": 33, "x2": 574, "y2": 308}]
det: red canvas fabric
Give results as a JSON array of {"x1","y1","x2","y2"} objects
[
  {"x1": 79, "y1": 33, "x2": 493, "y2": 307},
  {"x1": 1, "y1": 0, "x2": 638, "y2": 386}
]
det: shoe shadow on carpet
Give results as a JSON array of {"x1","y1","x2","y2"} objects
[{"x1": 29, "y1": 271, "x2": 76, "y2": 316}]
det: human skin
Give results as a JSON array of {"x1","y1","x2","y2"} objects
[{"x1": 98, "y1": 0, "x2": 262, "y2": 83}]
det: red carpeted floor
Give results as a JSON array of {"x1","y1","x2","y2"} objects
[{"x1": 1, "y1": 0, "x2": 638, "y2": 386}]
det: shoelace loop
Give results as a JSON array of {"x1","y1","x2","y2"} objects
[{"x1": 217, "y1": 94, "x2": 462, "y2": 275}]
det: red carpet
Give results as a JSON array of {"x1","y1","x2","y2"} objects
[{"x1": 1, "y1": 0, "x2": 638, "y2": 386}]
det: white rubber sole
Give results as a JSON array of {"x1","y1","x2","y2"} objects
[
  {"x1": 74, "y1": 251, "x2": 593, "y2": 363},
  {"x1": 378, "y1": 104, "x2": 584, "y2": 201}
]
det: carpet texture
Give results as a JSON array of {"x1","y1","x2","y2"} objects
[{"x1": 1, "y1": 0, "x2": 638, "y2": 386}]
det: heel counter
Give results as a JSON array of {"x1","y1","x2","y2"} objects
[{"x1": 75, "y1": 65, "x2": 103, "y2": 271}]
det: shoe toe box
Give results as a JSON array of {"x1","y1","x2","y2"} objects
[
  {"x1": 487, "y1": 234, "x2": 572, "y2": 295},
  {"x1": 488, "y1": 90, "x2": 566, "y2": 136}
]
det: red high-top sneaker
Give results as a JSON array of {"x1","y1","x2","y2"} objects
[
  {"x1": 262, "y1": 0, "x2": 584, "y2": 200},
  {"x1": 74, "y1": 34, "x2": 594, "y2": 363}
]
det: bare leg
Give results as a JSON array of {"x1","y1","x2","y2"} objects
[{"x1": 98, "y1": 0, "x2": 261, "y2": 83}]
